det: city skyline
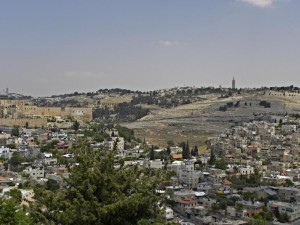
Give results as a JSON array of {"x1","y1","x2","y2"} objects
[{"x1": 1, "y1": 0, "x2": 300, "y2": 96}]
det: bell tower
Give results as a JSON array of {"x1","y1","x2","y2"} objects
[{"x1": 232, "y1": 77, "x2": 236, "y2": 90}]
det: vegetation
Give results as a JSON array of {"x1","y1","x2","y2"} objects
[
  {"x1": 219, "y1": 101, "x2": 242, "y2": 111},
  {"x1": 11, "y1": 126, "x2": 20, "y2": 137},
  {"x1": 31, "y1": 147, "x2": 166, "y2": 225},
  {"x1": 93, "y1": 103, "x2": 149, "y2": 122},
  {"x1": 40, "y1": 140, "x2": 59, "y2": 153},
  {"x1": 274, "y1": 207, "x2": 289, "y2": 223},
  {"x1": 181, "y1": 141, "x2": 190, "y2": 159},
  {"x1": 72, "y1": 120, "x2": 80, "y2": 131},
  {"x1": 0, "y1": 197, "x2": 32, "y2": 225},
  {"x1": 45, "y1": 179, "x2": 60, "y2": 192},
  {"x1": 214, "y1": 159, "x2": 227, "y2": 170},
  {"x1": 150, "y1": 146, "x2": 155, "y2": 160},
  {"x1": 259, "y1": 100, "x2": 271, "y2": 108},
  {"x1": 229, "y1": 173, "x2": 262, "y2": 190},
  {"x1": 9, "y1": 152, "x2": 26, "y2": 172},
  {"x1": 6, "y1": 143, "x2": 16, "y2": 149},
  {"x1": 209, "y1": 150, "x2": 216, "y2": 165},
  {"x1": 115, "y1": 125, "x2": 135, "y2": 142}
]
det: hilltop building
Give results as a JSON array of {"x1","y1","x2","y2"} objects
[
  {"x1": 232, "y1": 77, "x2": 236, "y2": 90},
  {"x1": 0, "y1": 91, "x2": 8, "y2": 100}
]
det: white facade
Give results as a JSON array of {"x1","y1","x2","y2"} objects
[
  {"x1": 24, "y1": 166, "x2": 45, "y2": 179},
  {"x1": 269, "y1": 201, "x2": 300, "y2": 222},
  {"x1": 144, "y1": 159, "x2": 163, "y2": 169},
  {"x1": 178, "y1": 161, "x2": 201, "y2": 189},
  {"x1": 0, "y1": 146, "x2": 10, "y2": 158},
  {"x1": 282, "y1": 125, "x2": 297, "y2": 132},
  {"x1": 165, "y1": 207, "x2": 174, "y2": 220},
  {"x1": 238, "y1": 166, "x2": 255, "y2": 175},
  {"x1": 106, "y1": 137, "x2": 124, "y2": 151},
  {"x1": 20, "y1": 189, "x2": 35, "y2": 206},
  {"x1": 167, "y1": 161, "x2": 183, "y2": 175}
]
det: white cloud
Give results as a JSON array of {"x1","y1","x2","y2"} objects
[
  {"x1": 237, "y1": 0, "x2": 275, "y2": 8},
  {"x1": 159, "y1": 40, "x2": 181, "y2": 47}
]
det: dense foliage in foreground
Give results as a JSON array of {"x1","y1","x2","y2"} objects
[{"x1": 29, "y1": 145, "x2": 166, "y2": 225}]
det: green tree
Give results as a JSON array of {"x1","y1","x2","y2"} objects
[
  {"x1": 115, "y1": 125, "x2": 134, "y2": 142},
  {"x1": 184, "y1": 141, "x2": 190, "y2": 159},
  {"x1": 284, "y1": 179, "x2": 294, "y2": 187},
  {"x1": 215, "y1": 159, "x2": 227, "y2": 170},
  {"x1": 166, "y1": 147, "x2": 171, "y2": 155},
  {"x1": 233, "y1": 166, "x2": 238, "y2": 173},
  {"x1": 179, "y1": 142, "x2": 186, "y2": 159},
  {"x1": 242, "y1": 192, "x2": 257, "y2": 201},
  {"x1": 279, "y1": 118, "x2": 283, "y2": 127},
  {"x1": 11, "y1": 126, "x2": 20, "y2": 137},
  {"x1": 72, "y1": 120, "x2": 80, "y2": 131},
  {"x1": 46, "y1": 179, "x2": 60, "y2": 192},
  {"x1": 167, "y1": 140, "x2": 174, "y2": 147},
  {"x1": 40, "y1": 140, "x2": 59, "y2": 152},
  {"x1": 235, "y1": 203, "x2": 243, "y2": 212},
  {"x1": 94, "y1": 134, "x2": 105, "y2": 142},
  {"x1": 193, "y1": 145, "x2": 198, "y2": 156},
  {"x1": 32, "y1": 149, "x2": 164, "y2": 225},
  {"x1": 6, "y1": 143, "x2": 16, "y2": 149},
  {"x1": 0, "y1": 197, "x2": 32, "y2": 225},
  {"x1": 8, "y1": 189, "x2": 22, "y2": 204},
  {"x1": 150, "y1": 145, "x2": 155, "y2": 160},
  {"x1": 9, "y1": 152, "x2": 25, "y2": 172},
  {"x1": 209, "y1": 150, "x2": 216, "y2": 165},
  {"x1": 253, "y1": 219, "x2": 267, "y2": 225}
]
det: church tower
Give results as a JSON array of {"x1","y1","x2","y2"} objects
[{"x1": 232, "y1": 77, "x2": 236, "y2": 90}]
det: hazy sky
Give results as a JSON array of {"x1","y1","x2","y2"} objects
[{"x1": 1, "y1": 0, "x2": 300, "y2": 96}]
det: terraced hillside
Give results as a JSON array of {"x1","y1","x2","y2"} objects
[{"x1": 123, "y1": 92, "x2": 300, "y2": 147}]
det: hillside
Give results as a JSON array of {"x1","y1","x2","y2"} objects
[
  {"x1": 123, "y1": 92, "x2": 300, "y2": 147},
  {"x1": 31, "y1": 87, "x2": 300, "y2": 147}
]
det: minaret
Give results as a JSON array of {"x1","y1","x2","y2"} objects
[{"x1": 232, "y1": 77, "x2": 236, "y2": 90}]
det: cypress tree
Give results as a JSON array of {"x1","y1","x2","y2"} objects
[
  {"x1": 209, "y1": 149, "x2": 216, "y2": 165},
  {"x1": 194, "y1": 145, "x2": 198, "y2": 156},
  {"x1": 186, "y1": 141, "x2": 190, "y2": 159},
  {"x1": 150, "y1": 145, "x2": 155, "y2": 160},
  {"x1": 182, "y1": 144, "x2": 186, "y2": 159}
]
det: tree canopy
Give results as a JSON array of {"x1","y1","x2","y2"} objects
[
  {"x1": 0, "y1": 197, "x2": 32, "y2": 225},
  {"x1": 32, "y1": 146, "x2": 165, "y2": 225}
]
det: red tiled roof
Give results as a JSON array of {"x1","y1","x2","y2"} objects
[
  {"x1": 179, "y1": 198, "x2": 197, "y2": 204},
  {"x1": 223, "y1": 179, "x2": 232, "y2": 185},
  {"x1": 172, "y1": 154, "x2": 183, "y2": 159}
]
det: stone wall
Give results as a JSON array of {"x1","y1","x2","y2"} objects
[
  {"x1": 0, "y1": 118, "x2": 47, "y2": 128},
  {"x1": 264, "y1": 91, "x2": 300, "y2": 100},
  {"x1": 0, "y1": 99, "x2": 25, "y2": 107},
  {"x1": 0, "y1": 100, "x2": 93, "y2": 122},
  {"x1": 20, "y1": 106, "x2": 93, "y2": 121}
]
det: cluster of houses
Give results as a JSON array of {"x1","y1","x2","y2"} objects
[
  {"x1": 117, "y1": 114, "x2": 300, "y2": 224},
  {"x1": 0, "y1": 126, "x2": 128, "y2": 207},
  {"x1": 159, "y1": 115, "x2": 300, "y2": 224},
  {"x1": 2, "y1": 114, "x2": 300, "y2": 224}
]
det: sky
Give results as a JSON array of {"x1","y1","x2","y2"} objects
[{"x1": 0, "y1": 0, "x2": 300, "y2": 97}]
